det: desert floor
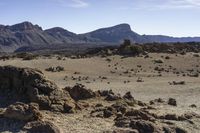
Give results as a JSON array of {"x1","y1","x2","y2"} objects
[{"x1": 0, "y1": 53, "x2": 200, "y2": 133}]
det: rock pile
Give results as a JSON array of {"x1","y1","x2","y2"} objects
[{"x1": 90, "y1": 91, "x2": 196, "y2": 133}]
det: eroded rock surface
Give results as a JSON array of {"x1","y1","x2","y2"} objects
[
  {"x1": 3, "y1": 102, "x2": 42, "y2": 121},
  {"x1": 0, "y1": 65, "x2": 75, "y2": 112}
]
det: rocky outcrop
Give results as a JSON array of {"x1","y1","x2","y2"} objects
[
  {"x1": 0, "y1": 65, "x2": 198, "y2": 132},
  {"x1": 3, "y1": 102, "x2": 42, "y2": 121},
  {"x1": 0, "y1": 65, "x2": 75, "y2": 112},
  {"x1": 65, "y1": 84, "x2": 97, "y2": 101},
  {"x1": 23, "y1": 121, "x2": 61, "y2": 133}
]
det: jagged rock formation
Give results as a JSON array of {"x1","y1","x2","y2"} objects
[
  {"x1": 0, "y1": 22, "x2": 97, "y2": 52},
  {"x1": 0, "y1": 65, "x2": 75, "y2": 112}
]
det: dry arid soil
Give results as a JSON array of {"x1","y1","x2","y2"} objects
[{"x1": 0, "y1": 52, "x2": 200, "y2": 133}]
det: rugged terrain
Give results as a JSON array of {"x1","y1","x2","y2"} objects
[
  {"x1": 1, "y1": 21, "x2": 200, "y2": 53},
  {"x1": 0, "y1": 45, "x2": 200, "y2": 132}
]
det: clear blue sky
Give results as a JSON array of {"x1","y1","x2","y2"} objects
[{"x1": 0, "y1": 0, "x2": 200, "y2": 37}]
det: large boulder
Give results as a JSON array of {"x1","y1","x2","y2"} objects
[
  {"x1": 0, "y1": 66, "x2": 75, "y2": 112},
  {"x1": 130, "y1": 120, "x2": 161, "y2": 133},
  {"x1": 65, "y1": 84, "x2": 97, "y2": 101}
]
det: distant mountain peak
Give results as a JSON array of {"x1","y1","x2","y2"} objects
[
  {"x1": 95, "y1": 23, "x2": 132, "y2": 33},
  {"x1": 45, "y1": 27, "x2": 77, "y2": 37},
  {"x1": 83, "y1": 23, "x2": 137, "y2": 43},
  {"x1": 9, "y1": 21, "x2": 42, "y2": 31},
  {"x1": 45, "y1": 27, "x2": 72, "y2": 34},
  {"x1": 112, "y1": 23, "x2": 131, "y2": 31}
]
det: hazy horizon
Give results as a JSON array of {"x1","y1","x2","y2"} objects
[{"x1": 0, "y1": 0, "x2": 200, "y2": 37}]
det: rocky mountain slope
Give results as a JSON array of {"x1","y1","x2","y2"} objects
[
  {"x1": 81, "y1": 24, "x2": 148, "y2": 43},
  {"x1": 0, "y1": 21, "x2": 200, "y2": 52},
  {"x1": 0, "y1": 22, "x2": 96, "y2": 52}
]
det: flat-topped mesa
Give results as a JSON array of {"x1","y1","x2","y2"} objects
[
  {"x1": 90, "y1": 23, "x2": 132, "y2": 34},
  {"x1": 111, "y1": 23, "x2": 132, "y2": 32},
  {"x1": 0, "y1": 65, "x2": 75, "y2": 113}
]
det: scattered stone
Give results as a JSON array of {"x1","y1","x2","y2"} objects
[
  {"x1": 91, "y1": 106, "x2": 117, "y2": 118},
  {"x1": 111, "y1": 102, "x2": 128, "y2": 114},
  {"x1": 95, "y1": 103, "x2": 103, "y2": 108},
  {"x1": 149, "y1": 98, "x2": 165, "y2": 105},
  {"x1": 193, "y1": 54, "x2": 200, "y2": 57},
  {"x1": 136, "y1": 101, "x2": 147, "y2": 107},
  {"x1": 188, "y1": 73, "x2": 199, "y2": 77},
  {"x1": 103, "y1": 109, "x2": 115, "y2": 118},
  {"x1": 45, "y1": 66, "x2": 64, "y2": 72},
  {"x1": 189, "y1": 104, "x2": 197, "y2": 108},
  {"x1": 123, "y1": 92, "x2": 134, "y2": 101},
  {"x1": 105, "y1": 94, "x2": 121, "y2": 101},
  {"x1": 130, "y1": 120, "x2": 161, "y2": 133},
  {"x1": 106, "y1": 58, "x2": 112, "y2": 62},
  {"x1": 168, "y1": 98, "x2": 177, "y2": 106},
  {"x1": 165, "y1": 56, "x2": 170, "y2": 59},
  {"x1": 125, "y1": 109, "x2": 155, "y2": 121},
  {"x1": 115, "y1": 116, "x2": 131, "y2": 128},
  {"x1": 169, "y1": 81, "x2": 185, "y2": 85},
  {"x1": 74, "y1": 72, "x2": 81, "y2": 75},
  {"x1": 175, "y1": 127, "x2": 187, "y2": 133},
  {"x1": 154, "y1": 59, "x2": 164, "y2": 64},
  {"x1": 136, "y1": 77, "x2": 144, "y2": 82}
]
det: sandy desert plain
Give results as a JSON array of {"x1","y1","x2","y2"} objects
[{"x1": 0, "y1": 50, "x2": 200, "y2": 133}]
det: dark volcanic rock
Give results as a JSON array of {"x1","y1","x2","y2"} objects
[
  {"x1": 168, "y1": 98, "x2": 177, "y2": 106},
  {"x1": 0, "y1": 66, "x2": 75, "y2": 112},
  {"x1": 98, "y1": 89, "x2": 115, "y2": 97},
  {"x1": 3, "y1": 102, "x2": 42, "y2": 121},
  {"x1": 123, "y1": 92, "x2": 134, "y2": 101},
  {"x1": 23, "y1": 121, "x2": 61, "y2": 133},
  {"x1": 105, "y1": 93, "x2": 122, "y2": 101},
  {"x1": 130, "y1": 120, "x2": 161, "y2": 133},
  {"x1": 45, "y1": 66, "x2": 65, "y2": 72},
  {"x1": 65, "y1": 84, "x2": 97, "y2": 101},
  {"x1": 115, "y1": 116, "x2": 131, "y2": 128},
  {"x1": 125, "y1": 109, "x2": 155, "y2": 122}
]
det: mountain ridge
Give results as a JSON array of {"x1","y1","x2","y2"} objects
[{"x1": 0, "y1": 21, "x2": 200, "y2": 52}]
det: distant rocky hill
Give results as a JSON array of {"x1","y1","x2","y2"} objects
[
  {"x1": 0, "y1": 21, "x2": 200, "y2": 52},
  {"x1": 0, "y1": 22, "x2": 96, "y2": 52},
  {"x1": 81, "y1": 24, "x2": 147, "y2": 43}
]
